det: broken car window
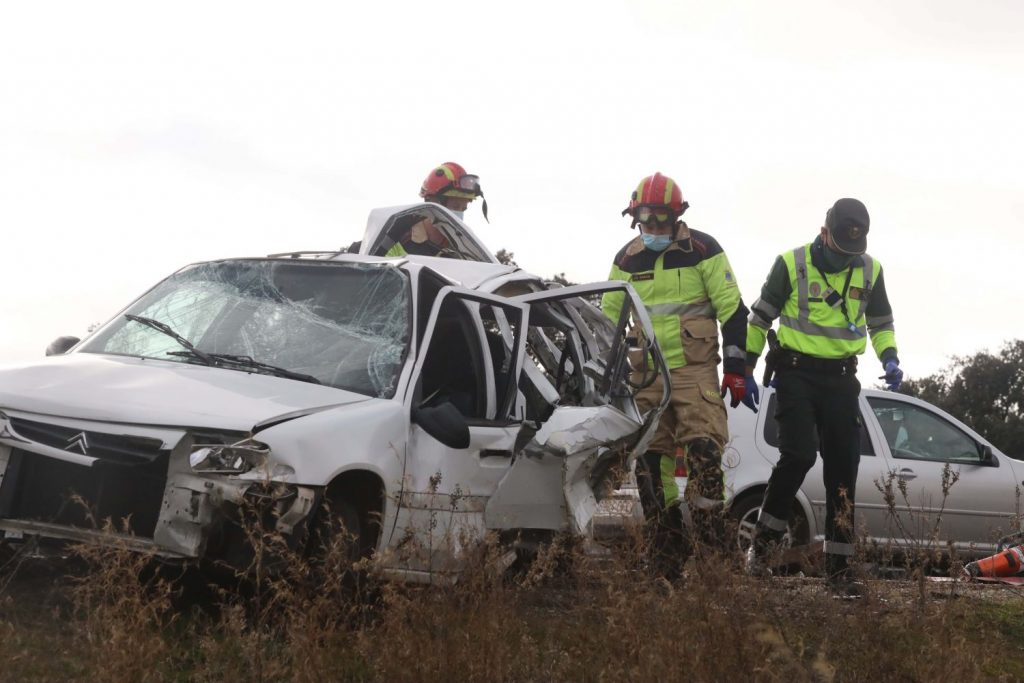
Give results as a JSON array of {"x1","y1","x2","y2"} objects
[{"x1": 81, "y1": 260, "x2": 410, "y2": 398}]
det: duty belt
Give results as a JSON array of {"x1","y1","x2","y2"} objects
[{"x1": 778, "y1": 350, "x2": 858, "y2": 376}]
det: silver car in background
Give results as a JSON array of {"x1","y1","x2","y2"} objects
[{"x1": 683, "y1": 387, "x2": 1023, "y2": 559}]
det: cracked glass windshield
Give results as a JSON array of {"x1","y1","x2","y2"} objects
[{"x1": 81, "y1": 260, "x2": 410, "y2": 397}]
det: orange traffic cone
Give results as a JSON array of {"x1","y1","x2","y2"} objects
[{"x1": 965, "y1": 545, "x2": 1024, "y2": 578}]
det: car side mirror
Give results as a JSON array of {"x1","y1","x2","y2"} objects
[
  {"x1": 45, "y1": 336, "x2": 81, "y2": 356},
  {"x1": 411, "y1": 402, "x2": 470, "y2": 449},
  {"x1": 979, "y1": 443, "x2": 996, "y2": 465}
]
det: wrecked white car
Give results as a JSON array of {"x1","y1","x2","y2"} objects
[{"x1": 0, "y1": 207, "x2": 668, "y2": 582}]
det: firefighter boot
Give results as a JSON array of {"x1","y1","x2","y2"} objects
[
  {"x1": 691, "y1": 505, "x2": 728, "y2": 559},
  {"x1": 650, "y1": 503, "x2": 691, "y2": 581},
  {"x1": 684, "y1": 438, "x2": 728, "y2": 558},
  {"x1": 635, "y1": 451, "x2": 667, "y2": 522}
]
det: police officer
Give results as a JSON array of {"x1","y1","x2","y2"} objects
[
  {"x1": 744, "y1": 198, "x2": 902, "y2": 597},
  {"x1": 386, "y1": 162, "x2": 488, "y2": 257},
  {"x1": 602, "y1": 172, "x2": 756, "y2": 568}
]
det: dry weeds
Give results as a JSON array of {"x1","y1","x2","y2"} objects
[{"x1": 2, "y1": 520, "x2": 1024, "y2": 683}]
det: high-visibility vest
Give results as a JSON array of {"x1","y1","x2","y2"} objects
[{"x1": 777, "y1": 243, "x2": 886, "y2": 359}]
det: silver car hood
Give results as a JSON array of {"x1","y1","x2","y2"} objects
[{"x1": 0, "y1": 353, "x2": 371, "y2": 431}]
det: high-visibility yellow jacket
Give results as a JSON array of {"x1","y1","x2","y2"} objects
[
  {"x1": 601, "y1": 225, "x2": 748, "y2": 375},
  {"x1": 747, "y1": 238, "x2": 898, "y2": 365}
]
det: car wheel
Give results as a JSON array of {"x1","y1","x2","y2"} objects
[
  {"x1": 309, "y1": 495, "x2": 364, "y2": 568},
  {"x1": 729, "y1": 492, "x2": 809, "y2": 553}
]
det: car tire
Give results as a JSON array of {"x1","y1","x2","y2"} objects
[
  {"x1": 729, "y1": 491, "x2": 810, "y2": 554},
  {"x1": 309, "y1": 495, "x2": 365, "y2": 568}
]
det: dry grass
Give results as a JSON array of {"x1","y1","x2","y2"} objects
[{"x1": 3, "y1": 520, "x2": 1024, "y2": 683}]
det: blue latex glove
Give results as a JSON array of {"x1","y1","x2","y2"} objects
[
  {"x1": 880, "y1": 359, "x2": 903, "y2": 391},
  {"x1": 742, "y1": 375, "x2": 760, "y2": 413}
]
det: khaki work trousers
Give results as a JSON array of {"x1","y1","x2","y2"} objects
[{"x1": 634, "y1": 363, "x2": 728, "y2": 509}]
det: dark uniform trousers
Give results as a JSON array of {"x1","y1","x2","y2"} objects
[{"x1": 757, "y1": 366, "x2": 861, "y2": 576}]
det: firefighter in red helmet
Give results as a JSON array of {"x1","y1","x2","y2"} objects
[
  {"x1": 602, "y1": 172, "x2": 756, "y2": 575},
  {"x1": 386, "y1": 162, "x2": 488, "y2": 257}
]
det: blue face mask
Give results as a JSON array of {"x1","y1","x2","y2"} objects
[
  {"x1": 452, "y1": 210, "x2": 465, "y2": 220},
  {"x1": 641, "y1": 233, "x2": 673, "y2": 252}
]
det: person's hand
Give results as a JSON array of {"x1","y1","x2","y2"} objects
[
  {"x1": 879, "y1": 359, "x2": 903, "y2": 391},
  {"x1": 720, "y1": 373, "x2": 746, "y2": 408},
  {"x1": 741, "y1": 375, "x2": 760, "y2": 413}
]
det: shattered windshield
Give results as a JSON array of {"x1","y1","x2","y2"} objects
[{"x1": 81, "y1": 260, "x2": 411, "y2": 398}]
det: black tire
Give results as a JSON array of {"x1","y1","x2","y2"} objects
[
  {"x1": 729, "y1": 491, "x2": 810, "y2": 554},
  {"x1": 309, "y1": 495, "x2": 364, "y2": 567}
]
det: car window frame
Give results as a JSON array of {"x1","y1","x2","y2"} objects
[
  {"x1": 866, "y1": 395, "x2": 996, "y2": 467},
  {"x1": 405, "y1": 285, "x2": 528, "y2": 425}
]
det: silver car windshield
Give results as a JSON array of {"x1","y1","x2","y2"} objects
[{"x1": 81, "y1": 260, "x2": 411, "y2": 398}]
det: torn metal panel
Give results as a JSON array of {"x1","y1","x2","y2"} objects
[
  {"x1": 275, "y1": 486, "x2": 317, "y2": 535},
  {"x1": 485, "y1": 405, "x2": 640, "y2": 533}
]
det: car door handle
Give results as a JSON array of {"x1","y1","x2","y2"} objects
[{"x1": 897, "y1": 468, "x2": 917, "y2": 481}]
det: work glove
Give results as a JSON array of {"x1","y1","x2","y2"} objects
[
  {"x1": 720, "y1": 372, "x2": 746, "y2": 408},
  {"x1": 880, "y1": 359, "x2": 903, "y2": 391},
  {"x1": 742, "y1": 375, "x2": 760, "y2": 413}
]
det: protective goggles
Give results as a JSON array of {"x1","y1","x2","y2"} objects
[
  {"x1": 456, "y1": 174, "x2": 481, "y2": 193},
  {"x1": 438, "y1": 174, "x2": 481, "y2": 199},
  {"x1": 635, "y1": 206, "x2": 675, "y2": 226}
]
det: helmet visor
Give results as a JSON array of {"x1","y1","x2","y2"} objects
[
  {"x1": 456, "y1": 174, "x2": 481, "y2": 194},
  {"x1": 636, "y1": 206, "x2": 674, "y2": 226}
]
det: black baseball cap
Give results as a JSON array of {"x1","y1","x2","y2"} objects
[{"x1": 825, "y1": 198, "x2": 870, "y2": 255}]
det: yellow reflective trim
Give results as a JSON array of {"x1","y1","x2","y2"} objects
[
  {"x1": 663, "y1": 177, "x2": 675, "y2": 205},
  {"x1": 661, "y1": 453, "x2": 679, "y2": 505}
]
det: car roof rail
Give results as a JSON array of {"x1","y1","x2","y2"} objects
[{"x1": 265, "y1": 250, "x2": 346, "y2": 259}]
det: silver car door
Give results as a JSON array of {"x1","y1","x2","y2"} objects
[{"x1": 866, "y1": 394, "x2": 1021, "y2": 556}]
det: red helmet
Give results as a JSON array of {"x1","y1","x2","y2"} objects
[
  {"x1": 419, "y1": 162, "x2": 481, "y2": 201},
  {"x1": 621, "y1": 172, "x2": 689, "y2": 226}
]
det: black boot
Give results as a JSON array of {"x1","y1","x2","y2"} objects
[
  {"x1": 745, "y1": 525, "x2": 784, "y2": 578},
  {"x1": 825, "y1": 554, "x2": 864, "y2": 598},
  {"x1": 691, "y1": 505, "x2": 728, "y2": 557},
  {"x1": 650, "y1": 504, "x2": 691, "y2": 581},
  {"x1": 635, "y1": 451, "x2": 666, "y2": 522}
]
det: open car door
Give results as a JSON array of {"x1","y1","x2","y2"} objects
[
  {"x1": 484, "y1": 281, "x2": 670, "y2": 535},
  {"x1": 393, "y1": 283, "x2": 530, "y2": 575},
  {"x1": 359, "y1": 204, "x2": 498, "y2": 262}
]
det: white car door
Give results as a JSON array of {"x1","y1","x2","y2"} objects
[
  {"x1": 484, "y1": 282, "x2": 670, "y2": 535},
  {"x1": 393, "y1": 286, "x2": 528, "y2": 576},
  {"x1": 866, "y1": 394, "x2": 1021, "y2": 556}
]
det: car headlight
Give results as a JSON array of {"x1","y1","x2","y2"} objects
[{"x1": 189, "y1": 439, "x2": 270, "y2": 474}]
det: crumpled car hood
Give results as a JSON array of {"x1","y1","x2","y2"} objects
[{"x1": 0, "y1": 353, "x2": 371, "y2": 431}]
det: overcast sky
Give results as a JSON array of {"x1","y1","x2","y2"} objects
[{"x1": 2, "y1": 0, "x2": 1022, "y2": 382}]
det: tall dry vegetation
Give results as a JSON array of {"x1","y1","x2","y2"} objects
[{"x1": 1, "y1": 485, "x2": 1023, "y2": 682}]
